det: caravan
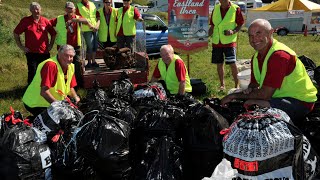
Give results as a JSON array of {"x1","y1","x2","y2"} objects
[{"x1": 91, "y1": 0, "x2": 123, "y2": 9}]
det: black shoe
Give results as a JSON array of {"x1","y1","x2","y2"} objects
[{"x1": 92, "y1": 62, "x2": 99, "y2": 67}]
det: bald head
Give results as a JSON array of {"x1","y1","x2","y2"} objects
[
  {"x1": 160, "y1": 45, "x2": 175, "y2": 65},
  {"x1": 248, "y1": 19, "x2": 274, "y2": 53},
  {"x1": 249, "y1": 19, "x2": 273, "y2": 32}
]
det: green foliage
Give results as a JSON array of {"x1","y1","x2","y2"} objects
[{"x1": 132, "y1": 0, "x2": 150, "y2": 6}]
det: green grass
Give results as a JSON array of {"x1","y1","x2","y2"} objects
[{"x1": 1, "y1": 1, "x2": 320, "y2": 115}]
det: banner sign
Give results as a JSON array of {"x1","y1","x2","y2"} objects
[{"x1": 168, "y1": 0, "x2": 209, "y2": 54}]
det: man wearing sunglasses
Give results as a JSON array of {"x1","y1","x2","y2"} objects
[
  {"x1": 98, "y1": 0, "x2": 118, "y2": 48},
  {"x1": 116, "y1": 0, "x2": 143, "y2": 53}
]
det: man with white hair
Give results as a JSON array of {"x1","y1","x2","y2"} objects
[
  {"x1": 50, "y1": 1, "x2": 89, "y2": 87},
  {"x1": 23, "y1": 44, "x2": 80, "y2": 116},
  {"x1": 221, "y1": 19, "x2": 317, "y2": 125},
  {"x1": 150, "y1": 44, "x2": 192, "y2": 95},
  {"x1": 14, "y1": 2, "x2": 56, "y2": 85}
]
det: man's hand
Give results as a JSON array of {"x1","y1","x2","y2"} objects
[
  {"x1": 20, "y1": 46, "x2": 30, "y2": 53},
  {"x1": 242, "y1": 87, "x2": 253, "y2": 95},
  {"x1": 74, "y1": 95, "x2": 80, "y2": 104},
  {"x1": 224, "y1": 29, "x2": 235, "y2": 36},
  {"x1": 47, "y1": 43, "x2": 53, "y2": 52},
  {"x1": 137, "y1": 17, "x2": 144, "y2": 22}
]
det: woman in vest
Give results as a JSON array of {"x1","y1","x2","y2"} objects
[
  {"x1": 150, "y1": 45, "x2": 192, "y2": 95},
  {"x1": 98, "y1": 0, "x2": 118, "y2": 48},
  {"x1": 221, "y1": 19, "x2": 317, "y2": 125},
  {"x1": 115, "y1": 0, "x2": 143, "y2": 53},
  {"x1": 23, "y1": 45, "x2": 80, "y2": 116},
  {"x1": 76, "y1": 0, "x2": 100, "y2": 68}
]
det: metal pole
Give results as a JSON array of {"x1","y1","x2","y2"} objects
[{"x1": 187, "y1": 54, "x2": 190, "y2": 76}]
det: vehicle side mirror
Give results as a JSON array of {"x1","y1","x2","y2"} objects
[{"x1": 161, "y1": 26, "x2": 168, "y2": 31}]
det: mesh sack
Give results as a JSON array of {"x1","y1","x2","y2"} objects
[{"x1": 222, "y1": 108, "x2": 320, "y2": 179}]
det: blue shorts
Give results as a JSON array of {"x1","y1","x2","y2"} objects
[
  {"x1": 211, "y1": 47, "x2": 236, "y2": 64},
  {"x1": 83, "y1": 31, "x2": 98, "y2": 53}
]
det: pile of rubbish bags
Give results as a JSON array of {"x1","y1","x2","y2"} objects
[{"x1": 1, "y1": 72, "x2": 320, "y2": 180}]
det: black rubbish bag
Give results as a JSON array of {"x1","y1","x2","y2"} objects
[
  {"x1": 133, "y1": 82, "x2": 167, "y2": 100},
  {"x1": 79, "y1": 84, "x2": 109, "y2": 113},
  {"x1": 182, "y1": 103, "x2": 229, "y2": 180},
  {"x1": 299, "y1": 55, "x2": 317, "y2": 70},
  {"x1": 130, "y1": 102, "x2": 185, "y2": 178},
  {"x1": 204, "y1": 97, "x2": 247, "y2": 124},
  {"x1": 304, "y1": 101, "x2": 320, "y2": 157},
  {"x1": 167, "y1": 93, "x2": 199, "y2": 111},
  {"x1": 76, "y1": 110, "x2": 131, "y2": 179},
  {"x1": 108, "y1": 71, "x2": 134, "y2": 102},
  {"x1": 190, "y1": 78, "x2": 207, "y2": 96},
  {"x1": 134, "y1": 136, "x2": 183, "y2": 180},
  {"x1": 32, "y1": 100, "x2": 83, "y2": 140},
  {"x1": 0, "y1": 107, "x2": 24, "y2": 137},
  {"x1": 222, "y1": 108, "x2": 320, "y2": 179},
  {"x1": 0, "y1": 124, "x2": 52, "y2": 180}
]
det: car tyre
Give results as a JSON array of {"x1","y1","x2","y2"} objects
[{"x1": 277, "y1": 29, "x2": 288, "y2": 36}]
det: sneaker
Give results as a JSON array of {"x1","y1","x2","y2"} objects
[{"x1": 92, "y1": 62, "x2": 99, "y2": 67}]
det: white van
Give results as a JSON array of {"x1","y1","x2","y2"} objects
[{"x1": 91, "y1": 0, "x2": 123, "y2": 9}]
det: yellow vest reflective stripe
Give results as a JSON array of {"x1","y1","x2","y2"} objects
[
  {"x1": 158, "y1": 54, "x2": 192, "y2": 94},
  {"x1": 56, "y1": 15, "x2": 81, "y2": 46},
  {"x1": 77, "y1": 1, "x2": 97, "y2": 32},
  {"x1": 252, "y1": 39, "x2": 317, "y2": 102},
  {"x1": 116, "y1": 6, "x2": 136, "y2": 36},
  {"x1": 212, "y1": 3, "x2": 238, "y2": 44},
  {"x1": 98, "y1": 7, "x2": 117, "y2": 42},
  {"x1": 22, "y1": 56, "x2": 75, "y2": 107}
]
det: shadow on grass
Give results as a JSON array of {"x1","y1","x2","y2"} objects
[{"x1": 0, "y1": 86, "x2": 27, "y2": 99}]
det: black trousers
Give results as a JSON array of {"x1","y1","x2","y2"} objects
[
  {"x1": 24, "y1": 103, "x2": 46, "y2": 117},
  {"x1": 73, "y1": 46, "x2": 83, "y2": 88},
  {"x1": 25, "y1": 53, "x2": 50, "y2": 85}
]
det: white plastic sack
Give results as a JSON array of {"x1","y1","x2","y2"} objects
[{"x1": 202, "y1": 158, "x2": 238, "y2": 180}]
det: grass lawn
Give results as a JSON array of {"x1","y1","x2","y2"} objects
[{"x1": 1, "y1": 1, "x2": 320, "y2": 115}]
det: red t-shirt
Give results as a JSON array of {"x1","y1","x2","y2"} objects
[
  {"x1": 152, "y1": 59, "x2": 187, "y2": 82},
  {"x1": 209, "y1": 3, "x2": 244, "y2": 48},
  {"x1": 250, "y1": 49, "x2": 314, "y2": 110},
  {"x1": 116, "y1": 6, "x2": 141, "y2": 36},
  {"x1": 50, "y1": 15, "x2": 79, "y2": 48},
  {"x1": 14, "y1": 16, "x2": 56, "y2": 53},
  {"x1": 41, "y1": 61, "x2": 77, "y2": 88},
  {"x1": 75, "y1": 2, "x2": 100, "y2": 20}
]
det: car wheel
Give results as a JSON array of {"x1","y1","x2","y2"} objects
[{"x1": 277, "y1": 29, "x2": 288, "y2": 36}]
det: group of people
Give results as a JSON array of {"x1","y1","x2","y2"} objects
[
  {"x1": 151, "y1": 0, "x2": 317, "y2": 126},
  {"x1": 212, "y1": 0, "x2": 316, "y2": 125},
  {"x1": 14, "y1": 0, "x2": 317, "y2": 124},
  {"x1": 14, "y1": 0, "x2": 143, "y2": 116}
]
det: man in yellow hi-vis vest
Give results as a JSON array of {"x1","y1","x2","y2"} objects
[
  {"x1": 116, "y1": 0, "x2": 143, "y2": 53},
  {"x1": 208, "y1": 0, "x2": 244, "y2": 91},
  {"x1": 23, "y1": 45, "x2": 80, "y2": 116},
  {"x1": 150, "y1": 45, "x2": 192, "y2": 95},
  {"x1": 221, "y1": 19, "x2": 317, "y2": 125},
  {"x1": 50, "y1": 2, "x2": 89, "y2": 87}
]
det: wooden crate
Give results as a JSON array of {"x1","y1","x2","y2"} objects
[{"x1": 82, "y1": 52, "x2": 149, "y2": 89}]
